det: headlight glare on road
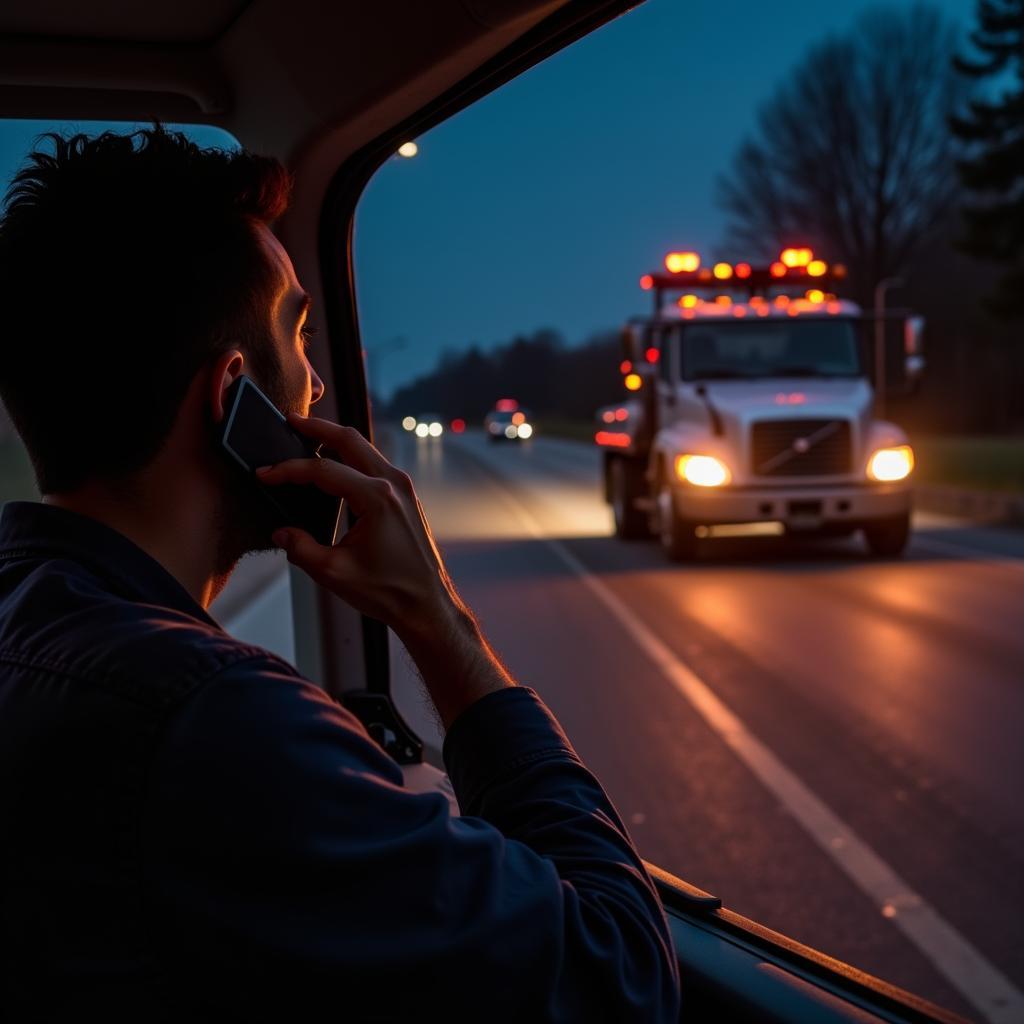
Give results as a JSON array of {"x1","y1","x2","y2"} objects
[
  {"x1": 517, "y1": 423, "x2": 533, "y2": 439},
  {"x1": 867, "y1": 445, "x2": 914, "y2": 482},
  {"x1": 675, "y1": 454, "x2": 731, "y2": 487}
]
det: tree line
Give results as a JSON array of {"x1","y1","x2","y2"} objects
[
  {"x1": 717, "y1": 0, "x2": 1022, "y2": 433},
  {"x1": 384, "y1": 329, "x2": 626, "y2": 425}
]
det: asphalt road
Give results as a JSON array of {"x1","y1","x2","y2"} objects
[{"x1": 383, "y1": 428, "x2": 1024, "y2": 1023}]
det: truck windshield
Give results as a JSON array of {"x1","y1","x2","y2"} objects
[{"x1": 680, "y1": 319, "x2": 861, "y2": 380}]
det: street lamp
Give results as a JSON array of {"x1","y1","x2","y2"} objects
[{"x1": 873, "y1": 277, "x2": 902, "y2": 419}]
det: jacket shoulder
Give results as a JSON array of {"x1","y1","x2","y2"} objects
[{"x1": 0, "y1": 556, "x2": 298, "y2": 709}]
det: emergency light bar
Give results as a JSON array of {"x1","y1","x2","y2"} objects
[{"x1": 640, "y1": 249, "x2": 848, "y2": 309}]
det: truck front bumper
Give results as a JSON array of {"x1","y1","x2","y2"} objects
[{"x1": 671, "y1": 481, "x2": 911, "y2": 531}]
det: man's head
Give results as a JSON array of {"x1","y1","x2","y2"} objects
[{"x1": 0, "y1": 126, "x2": 324, "y2": 564}]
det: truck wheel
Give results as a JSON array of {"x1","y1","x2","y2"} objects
[
  {"x1": 657, "y1": 481, "x2": 699, "y2": 561},
  {"x1": 863, "y1": 513, "x2": 911, "y2": 558},
  {"x1": 610, "y1": 457, "x2": 649, "y2": 539}
]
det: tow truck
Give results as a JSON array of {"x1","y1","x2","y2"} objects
[{"x1": 598, "y1": 250, "x2": 925, "y2": 560}]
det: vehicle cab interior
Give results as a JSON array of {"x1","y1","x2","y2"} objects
[{"x1": 0, "y1": 3, "x2": 982, "y2": 1021}]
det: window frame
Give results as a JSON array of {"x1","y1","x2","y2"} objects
[
  {"x1": 304, "y1": 8, "x2": 971, "y2": 1020},
  {"x1": 310, "y1": 0, "x2": 641, "y2": 709}
]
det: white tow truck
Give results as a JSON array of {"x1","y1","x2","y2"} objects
[{"x1": 598, "y1": 249, "x2": 925, "y2": 560}]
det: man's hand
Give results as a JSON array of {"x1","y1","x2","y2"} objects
[{"x1": 256, "y1": 414, "x2": 513, "y2": 728}]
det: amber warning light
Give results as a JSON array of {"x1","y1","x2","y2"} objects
[{"x1": 641, "y1": 248, "x2": 847, "y2": 296}]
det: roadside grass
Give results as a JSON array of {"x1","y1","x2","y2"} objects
[
  {"x1": 911, "y1": 435, "x2": 1024, "y2": 494},
  {"x1": 0, "y1": 436, "x2": 37, "y2": 506}
]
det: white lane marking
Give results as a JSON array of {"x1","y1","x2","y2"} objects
[{"x1": 479, "y1": 462, "x2": 1024, "y2": 1024}]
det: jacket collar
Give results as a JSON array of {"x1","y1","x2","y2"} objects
[{"x1": 0, "y1": 500, "x2": 216, "y2": 626}]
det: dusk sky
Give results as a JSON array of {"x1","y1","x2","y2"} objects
[
  {"x1": 0, "y1": 0, "x2": 976, "y2": 400},
  {"x1": 354, "y1": 0, "x2": 975, "y2": 397}
]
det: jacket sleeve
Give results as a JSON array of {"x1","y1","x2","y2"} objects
[{"x1": 143, "y1": 661, "x2": 680, "y2": 1023}]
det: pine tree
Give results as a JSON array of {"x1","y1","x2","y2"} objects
[{"x1": 950, "y1": 0, "x2": 1024, "y2": 317}]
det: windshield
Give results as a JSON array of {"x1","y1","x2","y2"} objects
[{"x1": 679, "y1": 319, "x2": 861, "y2": 380}]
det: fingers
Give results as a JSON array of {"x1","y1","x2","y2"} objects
[
  {"x1": 272, "y1": 526, "x2": 353, "y2": 590},
  {"x1": 286, "y1": 414, "x2": 399, "y2": 481},
  {"x1": 256, "y1": 457, "x2": 385, "y2": 515}
]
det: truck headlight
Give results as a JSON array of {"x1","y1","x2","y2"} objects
[
  {"x1": 675, "y1": 454, "x2": 731, "y2": 487},
  {"x1": 867, "y1": 445, "x2": 914, "y2": 482}
]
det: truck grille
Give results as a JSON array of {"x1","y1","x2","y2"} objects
[{"x1": 751, "y1": 419, "x2": 852, "y2": 477}]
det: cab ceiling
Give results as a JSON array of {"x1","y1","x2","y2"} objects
[
  {"x1": 0, "y1": 0, "x2": 569, "y2": 160},
  {"x1": 0, "y1": 1, "x2": 249, "y2": 43}
]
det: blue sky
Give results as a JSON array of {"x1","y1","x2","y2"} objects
[{"x1": 0, "y1": 0, "x2": 976, "y2": 399}]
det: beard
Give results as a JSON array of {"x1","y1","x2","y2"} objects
[{"x1": 210, "y1": 362, "x2": 305, "y2": 577}]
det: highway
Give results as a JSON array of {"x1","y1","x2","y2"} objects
[
  {"x1": 388, "y1": 428, "x2": 1022, "y2": 1023},
  {"x1": 217, "y1": 428, "x2": 1024, "y2": 1022}
]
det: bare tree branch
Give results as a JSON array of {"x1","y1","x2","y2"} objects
[{"x1": 716, "y1": 4, "x2": 967, "y2": 302}]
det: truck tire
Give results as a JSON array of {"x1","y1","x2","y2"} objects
[
  {"x1": 609, "y1": 457, "x2": 649, "y2": 539},
  {"x1": 863, "y1": 512, "x2": 911, "y2": 558},
  {"x1": 657, "y1": 481, "x2": 699, "y2": 561}
]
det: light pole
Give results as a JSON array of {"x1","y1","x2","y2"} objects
[{"x1": 873, "y1": 277, "x2": 902, "y2": 419}]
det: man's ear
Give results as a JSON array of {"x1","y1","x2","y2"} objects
[{"x1": 210, "y1": 350, "x2": 245, "y2": 424}]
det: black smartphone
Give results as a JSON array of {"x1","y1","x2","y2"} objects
[{"x1": 219, "y1": 375, "x2": 343, "y2": 546}]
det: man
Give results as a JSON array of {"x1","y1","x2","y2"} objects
[{"x1": 0, "y1": 127, "x2": 679, "y2": 1021}]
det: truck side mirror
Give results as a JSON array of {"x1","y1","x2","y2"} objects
[{"x1": 903, "y1": 315, "x2": 925, "y2": 390}]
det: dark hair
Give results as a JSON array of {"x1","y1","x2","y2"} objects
[{"x1": 0, "y1": 126, "x2": 292, "y2": 492}]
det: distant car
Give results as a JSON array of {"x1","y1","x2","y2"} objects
[
  {"x1": 412, "y1": 414, "x2": 444, "y2": 438},
  {"x1": 484, "y1": 403, "x2": 534, "y2": 442}
]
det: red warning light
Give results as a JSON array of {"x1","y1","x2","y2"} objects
[
  {"x1": 450, "y1": 418, "x2": 466, "y2": 434},
  {"x1": 735, "y1": 263, "x2": 752, "y2": 279},
  {"x1": 620, "y1": 360, "x2": 632, "y2": 374},
  {"x1": 645, "y1": 347, "x2": 660, "y2": 363},
  {"x1": 495, "y1": 398, "x2": 518, "y2": 413},
  {"x1": 770, "y1": 262, "x2": 787, "y2": 278},
  {"x1": 640, "y1": 274, "x2": 654, "y2": 290},
  {"x1": 615, "y1": 407, "x2": 629, "y2": 421},
  {"x1": 595, "y1": 431, "x2": 631, "y2": 448}
]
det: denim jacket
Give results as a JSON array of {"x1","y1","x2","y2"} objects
[{"x1": 0, "y1": 500, "x2": 679, "y2": 1022}]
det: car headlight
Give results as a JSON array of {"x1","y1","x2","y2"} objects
[
  {"x1": 401, "y1": 416, "x2": 416, "y2": 432},
  {"x1": 517, "y1": 423, "x2": 533, "y2": 439},
  {"x1": 867, "y1": 445, "x2": 914, "y2": 482},
  {"x1": 675, "y1": 454, "x2": 731, "y2": 487},
  {"x1": 428, "y1": 422, "x2": 443, "y2": 437}
]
